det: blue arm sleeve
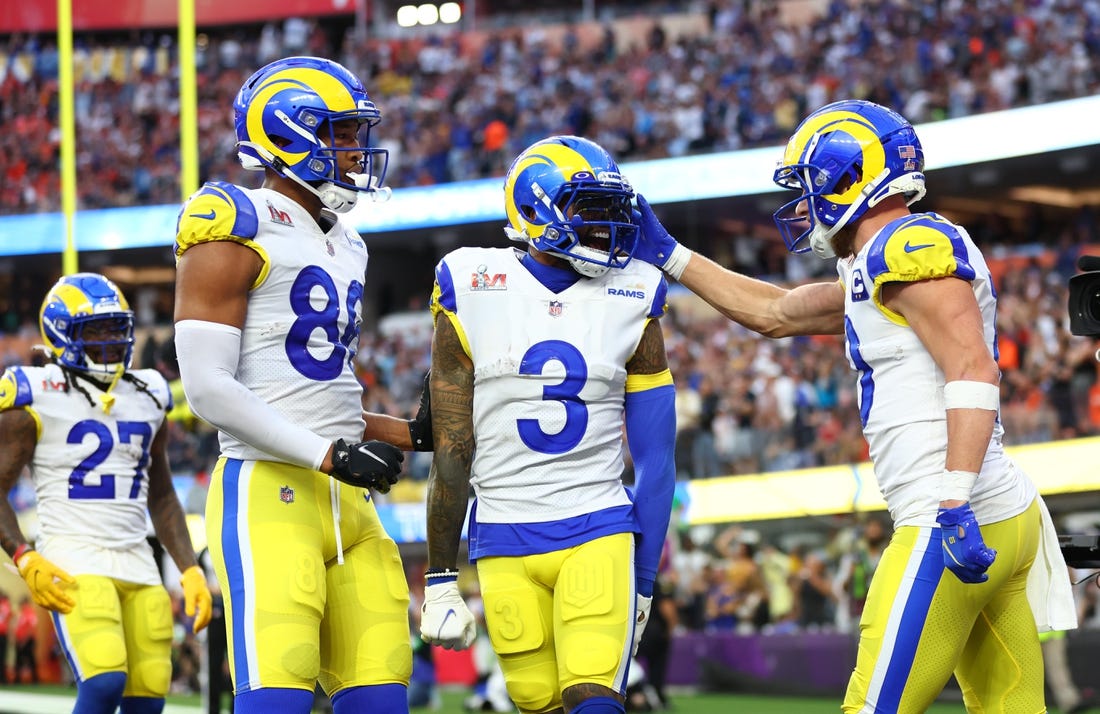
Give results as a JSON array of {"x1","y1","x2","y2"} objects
[{"x1": 625, "y1": 383, "x2": 676, "y2": 598}]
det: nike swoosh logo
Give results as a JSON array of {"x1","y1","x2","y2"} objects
[
  {"x1": 436, "y1": 608, "x2": 456, "y2": 639},
  {"x1": 903, "y1": 241, "x2": 934, "y2": 253},
  {"x1": 355, "y1": 445, "x2": 388, "y2": 465},
  {"x1": 189, "y1": 209, "x2": 217, "y2": 220}
]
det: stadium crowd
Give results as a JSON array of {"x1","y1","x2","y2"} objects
[{"x1": 2, "y1": 0, "x2": 1100, "y2": 214}]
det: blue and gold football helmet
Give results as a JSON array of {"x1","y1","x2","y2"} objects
[
  {"x1": 772, "y1": 100, "x2": 926, "y2": 258},
  {"x1": 503, "y1": 135, "x2": 638, "y2": 278},
  {"x1": 40, "y1": 273, "x2": 134, "y2": 376},
  {"x1": 233, "y1": 56, "x2": 388, "y2": 213}
]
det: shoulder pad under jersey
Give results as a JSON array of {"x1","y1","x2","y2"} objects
[{"x1": 175, "y1": 181, "x2": 260, "y2": 261}]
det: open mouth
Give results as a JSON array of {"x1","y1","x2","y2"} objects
[{"x1": 581, "y1": 228, "x2": 612, "y2": 254}]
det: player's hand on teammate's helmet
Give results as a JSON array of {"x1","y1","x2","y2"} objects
[
  {"x1": 936, "y1": 503, "x2": 997, "y2": 584},
  {"x1": 16, "y1": 549, "x2": 76, "y2": 613},
  {"x1": 180, "y1": 565, "x2": 213, "y2": 633},
  {"x1": 330, "y1": 438, "x2": 404, "y2": 493},
  {"x1": 408, "y1": 371, "x2": 433, "y2": 452},
  {"x1": 421, "y1": 580, "x2": 477, "y2": 651},
  {"x1": 632, "y1": 194, "x2": 683, "y2": 274},
  {"x1": 632, "y1": 594, "x2": 653, "y2": 657}
]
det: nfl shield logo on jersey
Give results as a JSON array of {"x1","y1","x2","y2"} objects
[
  {"x1": 279, "y1": 485, "x2": 295, "y2": 504},
  {"x1": 548, "y1": 300, "x2": 563, "y2": 317}
]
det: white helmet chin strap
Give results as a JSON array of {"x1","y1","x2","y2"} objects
[{"x1": 810, "y1": 167, "x2": 895, "y2": 259}]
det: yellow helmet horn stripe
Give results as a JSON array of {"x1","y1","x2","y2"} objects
[
  {"x1": 246, "y1": 67, "x2": 357, "y2": 167},
  {"x1": 782, "y1": 110, "x2": 887, "y2": 204}
]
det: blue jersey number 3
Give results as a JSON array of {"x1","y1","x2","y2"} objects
[{"x1": 517, "y1": 340, "x2": 588, "y2": 454}]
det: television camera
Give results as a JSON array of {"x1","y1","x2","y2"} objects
[{"x1": 1069, "y1": 254, "x2": 1100, "y2": 338}]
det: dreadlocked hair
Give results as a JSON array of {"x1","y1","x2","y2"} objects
[
  {"x1": 59, "y1": 366, "x2": 165, "y2": 411},
  {"x1": 122, "y1": 372, "x2": 165, "y2": 411}
]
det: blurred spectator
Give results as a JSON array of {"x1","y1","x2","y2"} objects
[
  {"x1": 834, "y1": 515, "x2": 890, "y2": 633},
  {"x1": 0, "y1": 590, "x2": 10, "y2": 684},
  {"x1": 4, "y1": 0, "x2": 1100, "y2": 215},
  {"x1": 13, "y1": 597, "x2": 38, "y2": 684}
]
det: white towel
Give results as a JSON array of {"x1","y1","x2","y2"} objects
[{"x1": 1027, "y1": 496, "x2": 1078, "y2": 633}]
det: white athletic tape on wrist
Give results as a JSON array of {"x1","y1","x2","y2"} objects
[
  {"x1": 943, "y1": 380, "x2": 999, "y2": 411},
  {"x1": 662, "y1": 243, "x2": 692, "y2": 281},
  {"x1": 940, "y1": 469, "x2": 978, "y2": 503}
]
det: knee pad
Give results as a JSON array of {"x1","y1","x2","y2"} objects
[
  {"x1": 124, "y1": 586, "x2": 173, "y2": 697},
  {"x1": 560, "y1": 632, "x2": 621, "y2": 680},
  {"x1": 570, "y1": 696, "x2": 625, "y2": 714},
  {"x1": 73, "y1": 671, "x2": 127, "y2": 714},
  {"x1": 505, "y1": 674, "x2": 557, "y2": 713}
]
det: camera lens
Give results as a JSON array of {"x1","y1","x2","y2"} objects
[{"x1": 1089, "y1": 285, "x2": 1100, "y2": 324}]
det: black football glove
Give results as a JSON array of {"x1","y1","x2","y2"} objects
[
  {"x1": 408, "y1": 371, "x2": 433, "y2": 452},
  {"x1": 330, "y1": 438, "x2": 404, "y2": 493}
]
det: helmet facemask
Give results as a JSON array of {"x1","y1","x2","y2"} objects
[
  {"x1": 63, "y1": 314, "x2": 135, "y2": 380},
  {"x1": 533, "y1": 184, "x2": 638, "y2": 278}
]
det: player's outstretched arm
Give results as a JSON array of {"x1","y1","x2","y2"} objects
[
  {"x1": 634, "y1": 193, "x2": 845, "y2": 337},
  {"x1": 146, "y1": 423, "x2": 211, "y2": 632},
  {"x1": 360, "y1": 370, "x2": 433, "y2": 452},
  {"x1": 420, "y1": 312, "x2": 477, "y2": 650}
]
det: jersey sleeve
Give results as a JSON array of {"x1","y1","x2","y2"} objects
[
  {"x1": 430, "y1": 255, "x2": 473, "y2": 359},
  {"x1": 0, "y1": 367, "x2": 34, "y2": 412},
  {"x1": 175, "y1": 181, "x2": 263, "y2": 261},
  {"x1": 865, "y1": 215, "x2": 978, "y2": 318},
  {"x1": 647, "y1": 274, "x2": 669, "y2": 320}
]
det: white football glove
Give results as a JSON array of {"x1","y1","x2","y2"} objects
[
  {"x1": 632, "y1": 594, "x2": 653, "y2": 656},
  {"x1": 420, "y1": 581, "x2": 477, "y2": 651}
]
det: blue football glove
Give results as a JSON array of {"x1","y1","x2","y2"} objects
[
  {"x1": 632, "y1": 194, "x2": 688, "y2": 276},
  {"x1": 936, "y1": 503, "x2": 997, "y2": 584}
]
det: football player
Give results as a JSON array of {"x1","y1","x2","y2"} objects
[
  {"x1": 631, "y1": 99, "x2": 1075, "y2": 712},
  {"x1": 172, "y1": 56, "x2": 430, "y2": 714},
  {"x1": 420, "y1": 135, "x2": 677, "y2": 714},
  {"x1": 0, "y1": 273, "x2": 212, "y2": 714}
]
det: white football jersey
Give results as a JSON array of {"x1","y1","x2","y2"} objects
[
  {"x1": 176, "y1": 182, "x2": 368, "y2": 461},
  {"x1": 431, "y1": 247, "x2": 667, "y2": 524},
  {"x1": 0, "y1": 363, "x2": 172, "y2": 583},
  {"x1": 838, "y1": 212, "x2": 1036, "y2": 527}
]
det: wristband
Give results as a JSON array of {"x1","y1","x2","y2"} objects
[
  {"x1": 943, "y1": 380, "x2": 999, "y2": 411},
  {"x1": 940, "y1": 469, "x2": 978, "y2": 503},
  {"x1": 425, "y1": 568, "x2": 459, "y2": 583},
  {"x1": 12, "y1": 543, "x2": 33, "y2": 565},
  {"x1": 662, "y1": 243, "x2": 692, "y2": 281}
]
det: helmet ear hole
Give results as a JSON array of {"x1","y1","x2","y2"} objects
[{"x1": 521, "y1": 205, "x2": 537, "y2": 221}]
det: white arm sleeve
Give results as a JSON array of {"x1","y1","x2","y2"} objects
[{"x1": 174, "y1": 319, "x2": 331, "y2": 471}]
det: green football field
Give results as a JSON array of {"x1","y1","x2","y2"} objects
[
  {"x1": 0, "y1": 684, "x2": 988, "y2": 713},
  {"x1": 3, "y1": 684, "x2": 1086, "y2": 713}
]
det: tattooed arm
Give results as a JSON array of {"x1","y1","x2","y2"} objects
[
  {"x1": 425, "y1": 312, "x2": 475, "y2": 571},
  {"x1": 146, "y1": 422, "x2": 199, "y2": 573},
  {"x1": 0, "y1": 409, "x2": 36, "y2": 559}
]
